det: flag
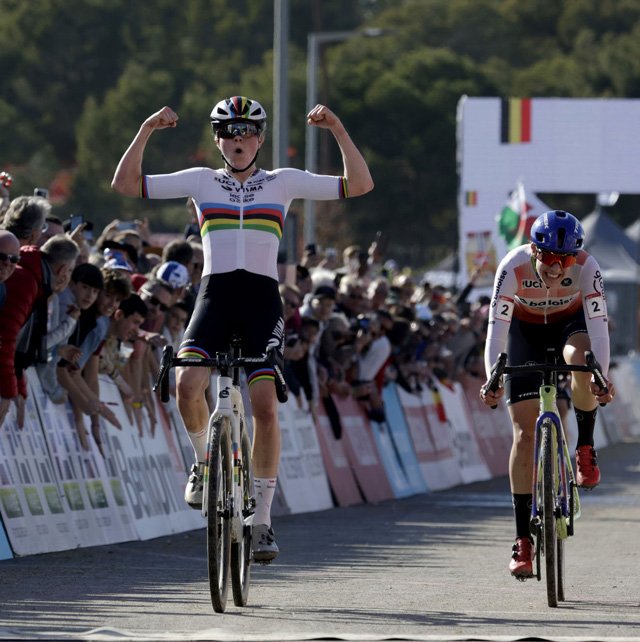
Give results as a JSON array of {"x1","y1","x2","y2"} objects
[
  {"x1": 497, "y1": 181, "x2": 545, "y2": 250},
  {"x1": 500, "y1": 98, "x2": 532, "y2": 144}
]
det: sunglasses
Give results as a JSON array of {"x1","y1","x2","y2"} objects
[
  {"x1": 216, "y1": 122, "x2": 261, "y2": 139},
  {"x1": 284, "y1": 298, "x2": 299, "y2": 308},
  {"x1": 142, "y1": 292, "x2": 169, "y2": 312},
  {"x1": 0, "y1": 252, "x2": 19, "y2": 264},
  {"x1": 535, "y1": 248, "x2": 577, "y2": 268}
]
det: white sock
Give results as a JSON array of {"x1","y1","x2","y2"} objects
[
  {"x1": 187, "y1": 427, "x2": 208, "y2": 463},
  {"x1": 253, "y1": 477, "x2": 277, "y2": 527}
]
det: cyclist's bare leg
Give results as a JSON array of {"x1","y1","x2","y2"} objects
[
  {"x1": 176, "y1": 366, "x2": 211, "y2": 460},
  {"x1": 248, "y1": 379, "x2": 281, "y2": 478},
  {"x1": 564, "y1": 333, "x2": 597, "y2": 412},
  {"x1": 508, "y1": 398, "x2": 539, "y2": 493}
]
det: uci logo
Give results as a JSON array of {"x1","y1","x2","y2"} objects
[{"x1": 219, "y1": 387, "x2": 231, "y2": 399}]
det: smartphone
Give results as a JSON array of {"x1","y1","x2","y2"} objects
[
  {"x1": 117, "y1": 221, "x2": 137, "y2": 231},
  {"x1": 69, "y1": 214, "x2": 84, "y2": 230},
  {"x1": 34, "y1": 187, "x2": 49, "y2": 199}
]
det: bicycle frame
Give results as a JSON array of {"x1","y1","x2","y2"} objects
[{"x1": 202, "y1": 369, "x2": 249, "y2": 544}]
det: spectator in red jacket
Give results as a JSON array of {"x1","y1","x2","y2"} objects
[
  {"x1": 0, "y1": 230, "x2": 20, "y2": 310},
  {"x1": 0, "y1": 234, "x2": 79, "y2": 428}
]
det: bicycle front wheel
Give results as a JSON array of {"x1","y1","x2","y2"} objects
[
  {"x1": 207, "y1": 416, "x2": 232, "y2": 613},
  {"x1": 231, "y1": 428, "x2": 253, "y2": 606},
  {"x1": 541, "y1": 419, "x2": 559, "y2": 607}
]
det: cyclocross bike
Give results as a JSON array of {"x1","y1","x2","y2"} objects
[
  {"x1": 484, "y1": 349, "x2": 608, "y2": 607},
  {"x1": 153, "y1": 337, "x2": 287, "y2": 613}
]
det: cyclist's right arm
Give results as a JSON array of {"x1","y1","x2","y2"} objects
[
  {"x1": 111, "y1": 106, "x2": 179, "y2": 197},
  {"x1": 480, "y1": 252, "x2": 519, "y2": 406},
  {"x1": 484, "y1": 255, "x2": 519, "y2": 378}
]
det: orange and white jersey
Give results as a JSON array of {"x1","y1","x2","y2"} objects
[{"x1": 484, "y1": 244, "x2": 610, "y2": 377}]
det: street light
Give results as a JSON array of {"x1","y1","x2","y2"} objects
[{"x1": 304, "y1": 28, "x2": 386, "y2": 246}]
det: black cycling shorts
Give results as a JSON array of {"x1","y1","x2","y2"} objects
[
  {"x1": 505, "y1": 309, "x2": 587, "y2": 405},
  {"x1": 178, "y1": 270, "x2": 284, "y2": 383}
]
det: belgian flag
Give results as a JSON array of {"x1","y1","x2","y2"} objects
[{"x1": 500, "y1": 98, "x2": 531, "y2": 144}]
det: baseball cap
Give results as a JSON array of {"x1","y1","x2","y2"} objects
[
  {"x1": 103, "y1": 248, "x2": 133, "y2": 273},
  {"x1": 157, "y1": 261, "x2": 190, "y2": 289}
]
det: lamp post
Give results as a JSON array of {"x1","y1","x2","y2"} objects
[{"x1": 304, "y1": 29, "x2": 384, "y2": 247}]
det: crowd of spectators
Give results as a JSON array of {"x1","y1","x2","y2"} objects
[
  {"x1": 279, "y1": 238, "x2": 491, "y2": 428},
  {"x1": 0, "y1": 187, "x2": 204, "y2": 452},
  {"x1": 0, "y1": 181, "x2": 491, "y2": 452}
]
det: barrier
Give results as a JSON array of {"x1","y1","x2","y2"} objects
[
  {"x1": 331, "y1": 395, "x2": 394, "y2": 504},
  {"x1": 419, "y1": 386, "x2": 464, "y2": 490},
  {"x1": 380, "y1": 385, "x2": 428, "y2": 495},
  {"x1": 1, "y1": 355, "x2": 639, "y2": 558},
  {"x1": 313, "y1": 401, "x2": 363, "y2": 507},
  {"x1": 276, "y1": 398, "x2": 333, "y2": 514}
]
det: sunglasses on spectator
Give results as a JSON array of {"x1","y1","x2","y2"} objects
[
  {"x1": 535, "y1": 248, "x2": 577, "y2": 268},
  {"x1": 141, "y1": 291, "x2": 169, "y2": 312},
  {"x1": 216, "y1": 122, "x2": 261, "y2": 139},
  {"x1": 0, "y1": 252, "x2": 19, "y2": 264},
  {"x1": 284, "y1": 298, "x2": 299, "y2": 308}
]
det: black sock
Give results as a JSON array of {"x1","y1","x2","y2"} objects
[
  {"x1": 575, "y1": 407, "x2": 597, "y2": 448},
  {"x1": 513, "y1": 493, "x2": 533, "y2": 540}
]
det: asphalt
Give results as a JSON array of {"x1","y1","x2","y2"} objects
[{"x1": 1, "y1": 440, "x2": 639, "y2": 642}]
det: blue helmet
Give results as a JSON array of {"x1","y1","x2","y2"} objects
[{"x1": 529, "y1": 210, "x2": 584, "y2": 253}]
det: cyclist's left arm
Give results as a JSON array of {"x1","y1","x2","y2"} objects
[
  {"x1": 306, "y1": 104, "x2": 374, "y2": 197},
  {"x1": 579, "y1": 255, "x2": 615, "y2": 401},
  {"x1": 579, "y1": 255, "x2": 610, "y2": 377}
]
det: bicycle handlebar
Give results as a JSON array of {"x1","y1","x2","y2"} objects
[
  {"x1": 152, "y1": 345, "x2": 289, "y2": 404},
  {"x1": 483, "y1": 350, "x2": 609, "y2": 409}
]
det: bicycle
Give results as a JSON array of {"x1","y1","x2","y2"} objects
[
  {"x1": 153, "y1": 337, "x2": 287, "y2": 613},
  {"x1": 484, "y1": 349, "x2": 608, "y2": 607}
]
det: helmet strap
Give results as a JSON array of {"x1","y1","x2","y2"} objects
[{"x1": 220, "y1": 149, "x2": 260, "y2": 174}]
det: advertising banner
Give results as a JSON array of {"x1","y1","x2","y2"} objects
[
  {"x1": 419, "y1": 387, "x2": 463, "y2": 489},
  {"x1": 0, "y1": 519, "x2": 12, "y2": 559},
  {"x1": 278, "y1": 399, "x2": 333, "y2": 513},
  {"x1": 0, "y1": 385, "x2": 81, "y2": 555},
  {"x1": 313, "y1": 401, "x2": 363, "y2": 507},
  {"x1": 459, "y1": 374, "x2": 512, "y2": 477},
  {"x1": 434, "y1": 380, "x2": 491, "y2": 484},
  {"x1": 98, "y1": 377, "x2": 202, "y2": 540},
  {"x1": 332, "y1": 395, "x2": 394, "y2": 504},
  {"x1": 380, "y1": 385, "x2": 428, "y2": 495}
]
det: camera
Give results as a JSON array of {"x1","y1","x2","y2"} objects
[{"x1": 34, "y1": 187, "x2": 49, "y2": 199}]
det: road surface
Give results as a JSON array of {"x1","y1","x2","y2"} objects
[{"x1": 1, "y1": 440, "x2": 639, "y2": 641}]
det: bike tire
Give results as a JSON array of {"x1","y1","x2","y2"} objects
[
  {"x1": 541, "y1": 419, "x2": 558, "y2": 607},
  {"x1": 557, "y1": 537, "x2": 565, "y2": 602},
  {"x1": 207, "y1": 416, "x2": 232, "y2": 613},
  {"x1": 231, "y1": 428, "x2": 253, "y2": 607}
]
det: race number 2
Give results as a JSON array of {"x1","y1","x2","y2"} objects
[
  {"x1": 496, "y1": 296, "x2": 514, "y2": 322},
  {"x1": 585, "y1": 292, "x2": 606, "y2": 319}
]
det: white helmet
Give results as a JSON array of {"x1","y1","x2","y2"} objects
[{"x1": 210, "y1": 96, "x2": 267, "y2": 131}]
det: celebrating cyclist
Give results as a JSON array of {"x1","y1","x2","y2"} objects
[
  {"x1": 479, "y1": 210, "x2": 615, "y2": 579},
  {"x1": 112, "y1": 96, "x2": 373, "y2": 562}
]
